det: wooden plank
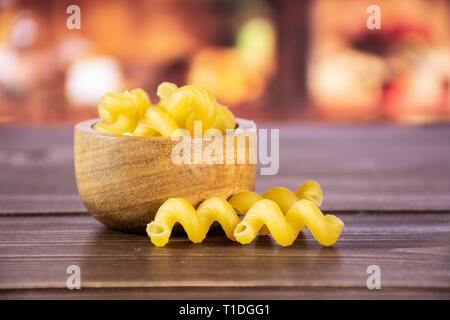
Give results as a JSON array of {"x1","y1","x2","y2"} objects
[
  {"x1": 0, "y1": 213, "x2": 449, "y2": 299},
  {"x1": 2, "y1": 287, "x2": 449, "y2": 300},
  {"x1": 0, "y1": 125, "x2": 84, "y2": 213},
  {"x1": 1, "y1": 124, "x2": 450, "y2": 213},
  {"x1": 256, "y1": 124, "x2": 450, "y2": 210}
]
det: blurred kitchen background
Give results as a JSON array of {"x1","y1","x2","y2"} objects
[{"x1": 0, "y1": 0, "x2": 449, "y2": 124}]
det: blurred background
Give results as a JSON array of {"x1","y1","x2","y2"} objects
[{"x1": 0, "y1": 0, "x2": 448, "y2": 124}]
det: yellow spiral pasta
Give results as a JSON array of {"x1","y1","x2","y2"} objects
[
  {"x1": 230, "y1": 181, "x2": 344, "y2": 247},
  {"x1": 146, "y1": 197, "x2": 241, "y2": 247},
  {"x1": 94, "y1": 88, "x2": 151, "y2": 135},
  {"x1": 94, "y1": 83, "x2": 236, "y2": 137},
  {"x1": 157, "y1": 82, "x2": 235, "y2": 135},
  {"x1": 212, "y1": 104, "x2": 236, "y2": 133},
  {"x1": 234, "y1": 199, "x2": 343, "y2": 247},
  {"x1": 228, "y1": 181, "x2": 324, "y2": 236},
  {"x1": 132, "y1": 106, "x2": 180, "y2": 137},
  {"x1": 146, "y1": 181, "x2": 344, "y2": 247}
]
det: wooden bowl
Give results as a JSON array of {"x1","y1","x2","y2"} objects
[{"x1": 74, "y1": 118, "x2": 257, "y2": 233}]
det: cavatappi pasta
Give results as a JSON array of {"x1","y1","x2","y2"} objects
[
  {"x1": 233, "y1": 199, "x2": 343, "y2": 247},
  {"x1": 230, "y1": 181, "x2": 343, "y2": 246},
  {"x1": 94, "y1": 83, "x2": 236, "y2": 137},
  {"x1": 94, "y1": 88, "x2": 150, "y2": 136},
  {"x1": 146, "y1": 197, "x2": 241, "y2": 247},
  {"x1": 228, "y1": 180, "x2": 324, "y2": 236},
  {"x1": 146, "y1": 181, "x2": 344, "y2": 247}
]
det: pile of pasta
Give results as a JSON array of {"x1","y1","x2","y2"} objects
[
  {"x1": 147, "y1": 181, "x2": 344, "y2": 247},
  {"x1": 94, "y1": 82, "x2": 236, "y2": 137}
]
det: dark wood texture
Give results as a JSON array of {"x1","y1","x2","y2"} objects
[
  {"x1": 0, "y1": 213, "x2": 449, "y2": 299},
  {"x1": 1, "y1": 124, "x2": 450, "y2": 214},
  {"x1": 1, "y1": 124, "x2": 450, "y2": 299}
]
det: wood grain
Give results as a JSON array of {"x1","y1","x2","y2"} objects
[
  {"x1": 3, "y1": 287, "x2": 449, "y2": 300},
  {"x1": 1, "y1": 124, "x2": 450, "y2": 299},
  {"x1": 1, "y1": 124, "x2": 450, "y2": 214},
  {"x1": 0, "y1": 213, "x2": 449, "y2": 299},
  {"x1": 74, "y1": 119, "x2": 257, "y2": 233}
]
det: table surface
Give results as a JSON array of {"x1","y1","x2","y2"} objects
[{"x1": 0, "y1": 123, "x2": 449, "y2": 299}]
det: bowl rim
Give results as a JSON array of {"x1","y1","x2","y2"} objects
[{"x1": 75, "y1": 118, "x2": 257, "y2": 140}]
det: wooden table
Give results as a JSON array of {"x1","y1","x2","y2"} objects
[{"x1": 1, "y1": 124, "x2": 449, "y2": 299}]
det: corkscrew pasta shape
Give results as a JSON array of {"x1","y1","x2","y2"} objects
[
  {"x1": 94, "y1": 89, "x2": 151, "y2": 136},
  {"x1": 228, "y1": 180, "x2": 324, "y2": 236},
  {"x1": 230, "y1": 181, "x2": 344, "y2": 247},
  {"x1": 233, "y1": 199, "x2": 343, "y2": 247},
  {"x1": 94, "y1": 83, "x2": 236, "y2": 137},
  {"x1": 146, "y1": 197, "x2": 241, "y2": 247},
  {"x1": 146, "y1": 181, "x2": 344, "y2": 247}
]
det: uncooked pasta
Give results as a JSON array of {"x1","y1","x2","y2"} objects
[
  {"x1": 94, "y1": 83, "x2": 236, "y2": 137},
  {"x1": 147, "y1": 181, "x2": 344, "y2": 247}
]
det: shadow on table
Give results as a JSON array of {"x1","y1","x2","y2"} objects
[{"x1": 77, "y1": 222, "x2": 343, "y2": 290}]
